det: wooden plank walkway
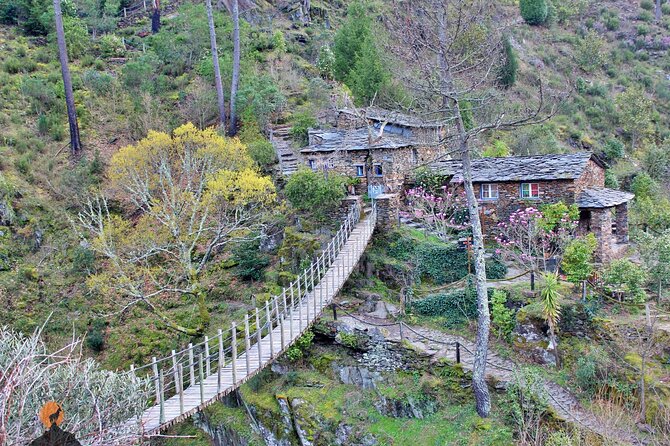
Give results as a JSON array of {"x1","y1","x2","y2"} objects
[{"x1": 126, "y1": 204, "x2": 377, "y2": 436}]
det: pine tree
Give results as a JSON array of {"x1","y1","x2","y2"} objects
[
  {"x1": 333, "y1": 1, "x2": 371, "y2": 82},
  {"x1": 520, "y1": 0, "x2": 548, "y2": 26},
  {"x1": 499, "y1": 36, "x2": 518, "y2": 88},
  {"x1": 347, "y1": 38, "x2": 388, "y2": 104}
]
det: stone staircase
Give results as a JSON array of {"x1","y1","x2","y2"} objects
[{"x1": 270, "y1": 125, "x2": 303, "y2": 176}]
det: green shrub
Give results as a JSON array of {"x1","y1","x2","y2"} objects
[
  {"x1": 290, "y1": 112, "x2": 317, "y2": 146},
  {"x1": 237, "y1": 75, "x2": 287, "y2": 128},
  {"x1": 640, "y1": 0, "x2": 654, "y2": 11},
  {"x1": 285, "y1": 168, "x2": 346, "y2": 220},
  {"x1": 316, "y1": 45, "x2": 335, "y2": 80},
  {"x1": 3, "y1": 57, "x2": 23, "y2": 74},
  {"x1": 603, "y1": 259, "x2": 648, "y2": 303},
  {"x1": 604, "y1": 170, "x2": 619, "y2": 189},
  {"x1": 82, "y1": 70, "x2": 115, "y2": 95},
  {"x1": 638, "y1": 11, "x2": 654, "y2": 23},
  {"x1": 98, "y1": 34, "x2": 125, "y2": 58},
  {"x1": 561, "y1": 234, "x2": 597, "y2": 284},
  {"x1": 637, "y1": 24, "x2": 651, "y2": 36},
  {"x1": 286, "y1": 330, "x2": 314, "y2": 361},
  {"x1": 231, "y1": 238, "x2": 270, "y2": 281},
  {"x1": 491, "y1": 290, "x2": 515, "y2": 341},
  {"x1": 603, "y1": 138, "x2": 624, "y2": 160},
  {"x1": 603, "y1": 13, "x2": 620, "y2": 31},
  {"x1": 411, "y1": 286, "x2": 480, "y2": 327},
  {"x1": 121, "y1": 54, "x2": 158, "y2": 90},
  {"x1": 576, "y1": 31, "x2": 605, "y2": 73},
  {"x1": 86, "y1": 319, "x2": 107, "y2": 352},
  {"x1": 71, "y1": 246, "x2": 95, "y2": 275},
  {"x1": 520, "y1": 0, "x2": 548, "y2": 26}
]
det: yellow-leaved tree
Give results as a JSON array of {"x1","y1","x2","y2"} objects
[{"x1": 78, "y1": 124, "x2": 276, "y2": 335}]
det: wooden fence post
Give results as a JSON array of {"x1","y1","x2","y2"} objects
[
  {"x1": 151, "y1": 357, "x2": 159, "y2": 404},
  {"x1": 275, "y1": 297, "x2": 284, "y2": 348},
  {"x1": 178, "y1": 364, "x2": 184, "y2": 414},
  {"x1": 289, "y1": 286, "x2": 294, "y2": 338},
  {"x1": 205, "y1": 336, "x2": 211, "y2": 377},
  {"x1": 158, "y1": 369, "x2": 165, "y2": 424},
  {"x1": 188, "y1": 343, "x2": 195, "y2": 387},
  {"x1": 244, "y1": 314, "x2": 251, "y2": 374},
  {"x1": 231, "y1": 323, "x2": 238, "y2": 384},
  {"x1": 171, "y1": 350, "x2": 179, "y2": 398},
  {"x1": 217, "y1": 329, "x2": 223, "y2": 393},
  {"x1": 266, "y1": 301, "x2": 274, "y2": 357},
  {"x1": 256, "y1": 309, "x2": 262, "y2": 367},
  {"x1": 456, "y1": 342, "x2": 461, "y2": 364},
  {"x1": 198, "y1": 353, "x2": 205, "y2": 404}
]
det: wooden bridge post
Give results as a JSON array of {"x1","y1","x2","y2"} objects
[
  {"x1": 275, "y1": 297, "x2": 284, "y2": 348},
  {"x1": 298, "y1": 281, "x2": 303, "y2": 331},
  {"x1": 188, "y1": 343, "x2": 195, "y2": 387},
  {"x1": 171, "y1": 350, "x2": 179, "y2": 398},
  {"x1": 266, "y1": 301, "x2": 274, "y2": 357},
  {"x1": 158, "y1": 369, "x2": 165, "y2": 424},
  {"x1": 244, "y1": 314, "x2": 251, "y2": 374},
  {"x1": 297, "y1": 276, "x2": 302, "y2": 305},
  {"x1": 178, "y1": 364, "x2": 184, "y2": 414},
  {"x1": 143, "y1": 0, "x2": 147, "y2": 10},
  {"x1": 231, "y1": 323, "x2": 238, "y2": 384},
  {"x1": 151, "y1": 357, "x2": 160, "y2": 404},
  {"x1": 289, "y1": 286, "x2": 294, "y2": 338},
  {"x1": 217, "y1": 329, "x2": 224, "y2": 393},
  {"x1": 255, "y1": 309, "x2": 262, "y2": 367},
  {"x1": 306, "y1": 274, "x2": 311, "y2": 323},
  {"x1": 198, "y1": 353, "x2": 205, "y2": 404},
  {"x1": 205, "y1": 336, "x2": 211, "y2": 377},
  {"x1": 129, "y1": 364, "x2": 136, "y2": 384}
]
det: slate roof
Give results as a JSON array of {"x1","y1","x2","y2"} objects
[
  {"x1": 339, "y1": 107, "x2": 444, "y2": 128},
  {"x1": 576, "y1": 187, "x2": 635, "y2": 208},
  {"x1": 430, "y1": 152, "x2": 606, "y2": 183},
  {"x1": 301, "y1": 128, "x2": 418, "y2": 153}
]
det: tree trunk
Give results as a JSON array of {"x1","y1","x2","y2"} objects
[
  {"x1": 206, "y1": 0, "x2": 226, "y2": 129},
  {"x1": 152, "y1": 0, "x2": 161, "y2": 33},
  {"x1": 437, "y1": 18, "x2": 490, "y2": 417},
  {"x1": 229, "y1": 0, "x2": 240, "y2": 135},
  {"x1": 53, "y1": 0, "x2": 82, "y2": 155},
  {"x1": 656, "y1": 0, "x2": 662, "y2": 22},
  {"x1": 549, "y1": 326, "x2": 560, "y2": 367}
]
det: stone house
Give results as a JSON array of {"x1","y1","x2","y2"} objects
[
  {"x1": 301, "y1": 108, "x2": 445, "y2": 195},
  {"x1": 430, "y1": 152, "x2": 635, "y2": 261}
]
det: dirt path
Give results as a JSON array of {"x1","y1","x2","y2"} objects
[{"x1": 338, "y1": 310, "x2": 645, "y2": 445}]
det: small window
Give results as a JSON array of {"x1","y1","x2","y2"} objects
[
  {"x1": 308, "y1": 159, "x2": 317, "y2": 170},
  {"x1": 480, "y1": 184, "x2": 499, "y2": 200},
  {"x1": 355, "y1": 165, "x2": 365, "y2": 177},
  {"x1": 520, "y1": 183, "x2": 540, "y2": 198},
  {"x1": 373, "y1": 164, "x2": 383, "y2": 177}
]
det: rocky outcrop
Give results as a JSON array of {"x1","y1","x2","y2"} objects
[{"x1": 374, "y1": 395, "x2": 438, "y2": 419}]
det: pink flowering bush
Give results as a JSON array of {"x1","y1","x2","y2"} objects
[
  {"x1": 405, "y1": 186, "x2": 469, "y2": 240},
  {"x1": 494, "y1": 206, "x2": 577, "y2": 273}
]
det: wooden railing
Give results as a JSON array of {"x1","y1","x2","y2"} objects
[{"x1": 125, "y1": 201, "x2": 377, "y2": 434}]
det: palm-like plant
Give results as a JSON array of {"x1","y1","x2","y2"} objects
[{"x1": 540, "y1": 271, "x2": 562, "y2": 367}]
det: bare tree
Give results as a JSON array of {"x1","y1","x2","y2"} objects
[
  {"x1": 206, "y1": 0, "x2": 226, "y2": 129},
  {"x1": 656, "y1": 0, "x2": 663, "y2": 22},
  {"x1": 387, "y1": 0, "x2": 556, "y2": 417},
  {"x1": 229, "y1": 0, "x2": 241, "y2": 134},
  {"x1": 219, "y1": 0, "x2": 255, "y2": 135},
  {"x1": 53, "y1": 0, "x2": 82, "y2": 155}
]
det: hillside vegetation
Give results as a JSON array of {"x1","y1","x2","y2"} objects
[{"x1": 1, "y1": 0, "x2": 670, "y2": 444}]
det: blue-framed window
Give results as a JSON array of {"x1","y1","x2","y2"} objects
[
  {"x1": 308, "y1": 159, "x2": 317, "y2": 170},
  {"x1": 480, "y1": 183, "x2": 498, "y2": 200},
  {"x1": 373, "y1": 164, "x2": 383, "y2": 177},
  {"x1": 355, "y1": 165, "x2": 365, "y2": 177},
  {"x1": 520, "y1": 183, "x2": 540, "y2": 199}
]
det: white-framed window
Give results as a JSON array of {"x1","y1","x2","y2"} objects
[
  {"x1": 480, "y1": 183, "x2": 499, "y2": 200},
  {"x1": 520, "y1": 183, "x2": 540, "y2": 199},
  {"x1": 373, "y1": 164, "x2": 383, "y2": 177},
  {"x1": 354, "y1": 165, "x2": 365, "y2": 177}
]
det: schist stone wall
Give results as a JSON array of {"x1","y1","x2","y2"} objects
[
  {"x1": 473, "y1": 160, "x2": 607, "y2": 234},
  {"x1": 304, "y1": 144, "x2": 442, "y2": 194},
  {"x1": 375, "y1": 194, "x2": 400, "y2": 231},
  {"x1": 475, "y1": 179, "x2": 576, "y2": 234}
]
